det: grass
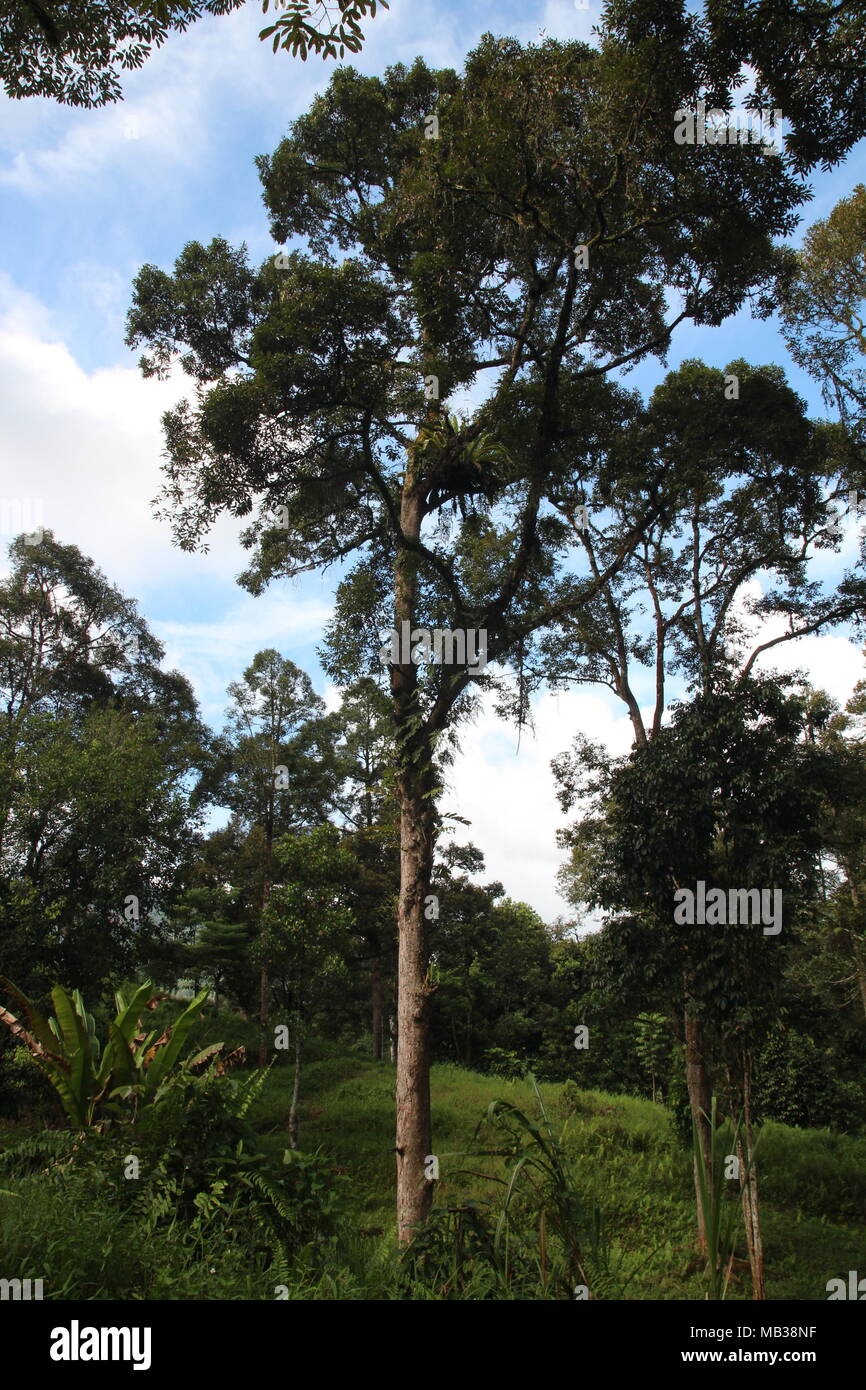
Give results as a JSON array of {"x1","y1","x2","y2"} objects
[
  {"x1": 247, "y1": 1056, "x2": 864, "y2": 1300},
  {"x1": 1, "y1": 1051, "x2": 863, "y2": 1299}
]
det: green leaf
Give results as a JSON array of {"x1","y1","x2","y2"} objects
[
  {"x1": 0, "y1": 976, "x2": 59, "y2": 1055},
  {"x1": 142, "y1": 988, "x2": 210, "y2": 1096}
]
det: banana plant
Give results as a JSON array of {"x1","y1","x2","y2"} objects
[{"x1": 0, "y1": 977, "x2": 214, "y2": 1129}]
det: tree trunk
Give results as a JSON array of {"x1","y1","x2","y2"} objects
[
  {"x1": 288, "y1": 1028, "x2": 302, "y2": 1150},
  {"x1": 737, "y1": 1051, "x2": 765, "y2": 1299},
  {"x1": 390, "y1": 466, "x2": 438, "y2": 1243},
  {"x1": 856, "y1": 948, "x2": 866, "y2": 1021},
  {"x1": 684, "y1": 998, "x2": 712, "y2": 1253},
  {"x1": 371, "y1": 955, "x2": 384, "y2": 1060},
  {"x1": 394, "y1": 783, "x2": 435, "y2": 1243},
  {"x1": 258, "y1": 848, "x2": 273, "y2": 1065},
  {"x1": 844, "y1": 878, "x2": 866, "y2": 1021},
  {"x1": 258, "y1": 961, "x2": 270, "y2": 1067}
]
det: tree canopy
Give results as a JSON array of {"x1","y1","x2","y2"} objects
[
  {"x1": 0, "y1": 0, "x2": 387, "y2": 105},
  {"x1": 779, "y1": 184, "x2": 866, "y2": 443},
  {"x1": 0, "y1": 532, "x2": 213, "y2": 996}
]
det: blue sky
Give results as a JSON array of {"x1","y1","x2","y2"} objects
[{"x1": 1, "y1": 0, "x2": 864, "y2": 919}]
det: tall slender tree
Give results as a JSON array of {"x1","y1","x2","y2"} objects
[
  {"x1": 128, "y1": 28, "x2": 810, "y2": 1238},
  {"x1": 331, "y1": 677, "x2": 399, "y2": 1059},
  {"x1": 545, "y1": 355, "x2": 866, "y2": 1233},
  {"x1": 220, "y1": 649, "x2": 338, "y2": 1060},
  {"x1": 555, "y1": 675, "x2": 835, "y2": 1285}
]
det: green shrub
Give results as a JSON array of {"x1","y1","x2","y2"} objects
[
  {"x1": 0, "y1": 1044, "x2": 57, "y2": 1121},
  {"x1": 754, "y1": 1026, "x2": 866, "y2": 1133},
  {"x1": 483, "y1": 1047, "x2": 526, "y2": 1080},
  {"x1": 0, "y1": 1058, "x2": 351, "y2": 1298},
  {"x1": 0, "y1": 977, "x2": 218, "y2": 1128}
]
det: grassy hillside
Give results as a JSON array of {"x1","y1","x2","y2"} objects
[
  {"x1": 2, "y1": 1055, "x2": 864, "y2": 1300},
  {"x1": 243, "y1": 1056, "x2": 866, "y2": 1300}
]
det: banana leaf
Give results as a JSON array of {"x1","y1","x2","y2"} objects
[{"x1": 142, "y1": 988, "x2": 210, "y2": 1097}]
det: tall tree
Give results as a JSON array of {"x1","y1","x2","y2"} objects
[
  {"x1": 0, "y1": 531, "x2": 213, "y2": 997},
  {"x1": 220, "y1": 648, "x2": 338, "y2": 1060},
  {"x1": 779, "y1": 185, "x2": 866, "y2": 443},
  {"x1": 540, "y1": 357, "x2": 866, "y2": 749},
  {"x1": 555, "y1": 675, "x2": 834, "y2": 1288},
  {"x1": 544, "y1": 355, "x2": 865, "y2": 1255},
  {"x1": 127, "y1": 30, "x2": 810, "y2": 1238}
]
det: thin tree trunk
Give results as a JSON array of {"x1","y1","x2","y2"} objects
[
  {"x1": 737, "y1": 1051, "x2": 765, "y2": 1299},
  {"x1": 844, "y1": 878, "x2": 866, "y2": 1021},
  {"x1": 288, "y1": 1027, "x2": 302, "y2": 1150},
  {"x1": 371, "y1": 955, "x2": 384, "y2": 1060},
  {"x1": 258, "y1": 838, "x2": 273, "y2": 1065},
  {"x1": 258, "y1": 960, "x2": 270, "y2": 1067},
  {"x1": 391, "y1": 466, "x2": 437, "y2": 1243},
  {"x1": 394, "y1": 783, "x2": 435, "y2": 1242},
  {"x1": 684, "y1": 997, "x2": 712, "y2": 1253},
  {"x1": 856, "y1": 949, "x2": 866, "y2": 1021}
]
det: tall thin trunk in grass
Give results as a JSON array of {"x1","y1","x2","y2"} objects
[
  {"x1": 684, "y1": 994, "x2": 712, "y2": 1253},
  {"x1": 288, "y1": 1024, "x2": 302, "y2": 1150},
  {"x1": 371, "y1": 956, "x2": 383, "y2": 1061},
  {"x1": 392, "y1": 480, "x2": 437, "y2": 1242},
  {"x1": 258, "y1": 818, "x2": 274, "y2": 1067},
  {"x1": 737, "y1": 1051, "x2": 765, "y2": 1299}
]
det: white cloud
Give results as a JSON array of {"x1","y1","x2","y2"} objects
[
  {"x1": 0, "y1": 71, "x2": 200, "y2": 192},
  {"x1": 156, "y1": 587, "x2": 334, "y2": 723},
  {"x1": 0, "y1": 7, "x2": 284, "y2": 191},
  {"x1": 534, "y1": 0, "x2": 599, "y2": 41},
  {"x1": 0, "y1": 271, "x2": 332, "y2": 610},
  {"x1": 0, "y1": 0, "x2": 468, "y2": 196},
  {"x1": 442, "y1": 685, "x2": 635, "y2": 922},
  {"x1": 728, "y1": 578, "x2": 866, "y2": 705},
  {"x1": 0, "y1": 270, "x2": 338, "y2": 730},
  {"x1": 0, "y1": 274, "x2": 205, "y2": 585},
  {"x1": 758, "y1": 631, "x2": 866, "y2": 704}
]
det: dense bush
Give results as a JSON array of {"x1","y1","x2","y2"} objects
[
  {"x1": 0, "y1": 1059, "x2": 349, "y2": 1299},
  {"x1": 754, "y1": 1026, "x2": 866, "y2": 1133},
  {"x1": 0, "y1": 1043, "x2": 57, "y2": 1122}
]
